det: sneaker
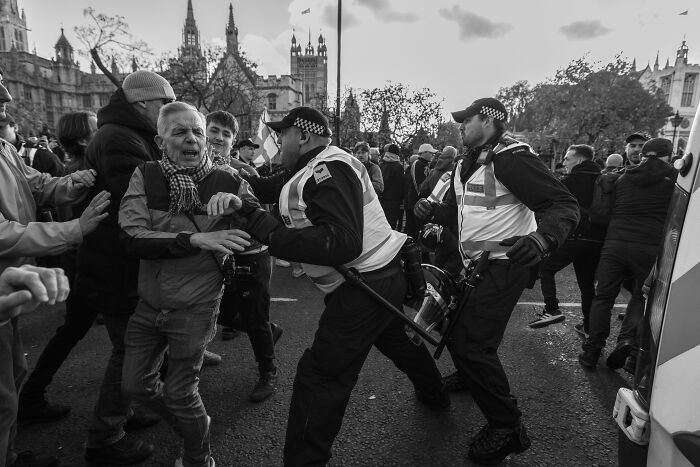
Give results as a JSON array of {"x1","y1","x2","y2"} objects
[
  {"x1": 271, "y1": 323, "x2": 284, "y2": 345},
  {"x1": 606, "y1": 340, "x2": 634, "y2": 370},
  {"x1": 468, "y1": 422, "x2": 531, "y2": 465},
  {"x1": 85, "y1": 437, "x2": 154, "y2": 465},
  {"x1": 578, "y1": 350, "x2": 599, "y2": 369},
  {"x1": 202, "y1": 350, "x2": 222, "y2": 367},
  {"x1": 415, "y1": 383, "x2": 451, "y2": 412},
  {"x1": 124, "y1": 411, "x2": 161, "y2": 432},
  {"x1": 221, "y1": 327, "x2": 241, "y2": 341},
  {"x1": 18, "y1": 400, "x2": 70, "y2": 425},
  {"x1": 573, "y1": 323, "x2": 589, "y2": 339},
  {"x1": 291, "y1": 265, "x2": 305, "y2": 278},
  {"x1": 275, "y1": 259, "x2": 290, "y2": 267},
  {"x1": 442, "y1": 371, "x2": 470, "y2": 393},
  {"x1": 249, "y1": 370, "x2": 278, "y2": 402},
  {"x1": 528, "y1": 310, "x2": 565, "y2": 329},
  {"x1": 11, "y1": 450, "x2": 58, "y2": 467}
]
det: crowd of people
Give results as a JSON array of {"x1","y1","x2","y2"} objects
[{"x1": 0, "y1": 63, "x2": 678, "y2": 467}]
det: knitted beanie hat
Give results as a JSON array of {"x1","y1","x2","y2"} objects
[{"x1": 122, "y1": 70, "x2": 176, "y2": 103}]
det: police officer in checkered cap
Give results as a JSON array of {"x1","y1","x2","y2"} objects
[
  {"x1": 414, "y1": 97, "x2": 580, "y2": 464},
  {"x1": 236, "y1": 105, "x2": 446, "y2": 465}
]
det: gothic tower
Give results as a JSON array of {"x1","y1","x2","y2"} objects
[
  {"x1": 226, "y1": 3, "x2": 239, "y2": 55},
  {"x1": 0, "y1": 0, "x2": 28, "y2": 52},
  {"x1": 180, "y1": 0, "x2": 202, "y2": 61},
  {"x1": 54, "y1": 28, "x2": 74, "y2": 65},
  {"x1": 289, "y1": 30, "x2": 328, "y2": 109}
]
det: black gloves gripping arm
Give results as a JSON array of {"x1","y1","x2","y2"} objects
[
  {"x1": 499, "y1": 231, "x2": 555, "y2": 268},
  {"x1": 239, "y1": 203, "x2": 282, "y2": 245}
]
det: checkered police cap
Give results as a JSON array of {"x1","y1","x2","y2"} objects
[
  {"x1": 267, "y1": 106, "x2": 332, "y2": 137},
  {"x1": 451, "y1": 97, "x2": 508, "y2": 124}
]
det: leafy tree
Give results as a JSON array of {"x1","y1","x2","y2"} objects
[
  {"x1": 515, "y1": 55, "x2": 672, "y2": 155},
  {"x1": 358, "y1": 82, "x2": 443, "y2": 149},
  {"x1": 496, "y1": 80, "x2": 532, "y2": 132}
]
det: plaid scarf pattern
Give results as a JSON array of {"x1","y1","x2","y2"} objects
[{"x1": 158, "y1": 149, "x2": 213, "y2": 214}]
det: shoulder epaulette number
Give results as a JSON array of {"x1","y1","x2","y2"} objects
[{"x1": 313, "y1": 163, "x2": 332, "y2": 184}]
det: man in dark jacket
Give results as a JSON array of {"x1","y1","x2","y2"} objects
[
  {"x1": 531, "y1": 145, "x2": 604, "y2": 332},
  {"x1": 378, "y1": 143, "x2": 405, "y2": 229},
  {"x1": 404, "y1": 143, "x2": 437, "y2": 238},
  {"x1": 76, "y1": 70, "x2": 176, "y2": 465},
  {"x1": 580, "y1": 138, "x2": 677, "y2": 371}
]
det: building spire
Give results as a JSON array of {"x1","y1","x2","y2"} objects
[
  {"x1": 305, "y1": 29, "x2": 314, "y2": 55},
  {"x1": 631, "y1": 58, "x2": 636, "y2": 72},
  {"x1": 186, "y1": 0, "x2": 194, "y2": 19},
  {"x1": 226, "y1": 3, "x2": 239, "y2": 55},
  {"x1": 180, "y1": 0, "x2": 202, "y2": 59},
  {"x1": 653, "y1": 51, "x2": 659, "y2": 71},
  {"x1": 676, "y1": 39, "x2": 689, "y2": 66}
]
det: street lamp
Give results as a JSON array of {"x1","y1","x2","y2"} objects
[{"x1": 671, "y1": 110, "x2": 683, "y2": 153}]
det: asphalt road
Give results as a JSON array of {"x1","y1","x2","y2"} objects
[{"x1": 16, "y1": 263, "x2": 631, "y2": 466}]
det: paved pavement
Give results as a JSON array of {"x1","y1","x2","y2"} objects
[{"x1": 16, "y1": 263, "x2": 630, "y2": 466}]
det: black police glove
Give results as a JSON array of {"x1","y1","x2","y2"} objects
[
  {"x1": 499, "y1": 231, "x2": 551, "y2": 268},
  {"x1": 413, "y1": 198, "x2": 435, "y2": 221},
  {"x1": 244, "y1": 208, "x2": 282, "y2": 245}
]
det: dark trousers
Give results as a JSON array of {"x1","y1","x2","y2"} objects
[
  {"x1": 583, "y1": 240, "x2": 658, "y2": 355},
  {"x1": 448, "y1": 261, "x2": 530, "y2": 429},
  {"x1": 380, "y1": 199, "x2": 402, "y2": 230},
  {"x1": 434, "y1": 230, "x2": 463, "y2": 279},
  {"x1": 283, "y1": 267, "x2": 443, "y2": 466},
  {"x1": 539, "y1": 239, "x2": 602, "y2": 331},
  {"x1": 218, "y1": 251, "x2": 275, "y2": 372},
  {"x1": 404, "y1": 202, "x2": 420, "y2": 239}
]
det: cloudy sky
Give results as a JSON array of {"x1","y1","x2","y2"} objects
[{"x1": 21, "y1": 0, "x2": 699, "y2": 117}]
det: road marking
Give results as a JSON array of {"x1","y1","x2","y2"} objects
[
  {"x1": 518, "y1": 301, "x2": 626, "y2": 308},
  {"x1": 271, "y1": 297, "x2": 298, "y2": 302}
]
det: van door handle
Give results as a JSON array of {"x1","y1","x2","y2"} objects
[{"x1": 673, "y1": 432, "x2": 700, "y2": 466}]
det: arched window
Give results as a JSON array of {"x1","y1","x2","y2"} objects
[{"x1": 267, "y1": 93, "x2": 277, "y2": 110}]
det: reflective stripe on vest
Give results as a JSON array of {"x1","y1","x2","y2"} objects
[
  {"x1": 428, "y1": 171, "x2": 452, "y2": 202},
  {"x1": 454, "y1": 142, "x2": 537, "y2": 261},
  {"x1": 279, "y1": 146, "x2": 406, "y2": 293}
]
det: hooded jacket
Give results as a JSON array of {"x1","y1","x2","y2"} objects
[
  {"x1": 560, "y1": 160, "x2": 606, "y2": 241},
  {"x1": 77, "y1": 88, "x2": 161, "y2": 310},
  {"x1": 605, "y1": 157, "x2": 677, "y2": 246}
]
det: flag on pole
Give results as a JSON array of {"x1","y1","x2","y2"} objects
[
  {"x1": 301, "y1": 8, "x2": 311, "y2": 15},
  {"x1": 253, "y1": 108, "x2": 280, "y2": 168},
  {"x1": 679, "y1": 10, "x2": 688, "y2": 15}
]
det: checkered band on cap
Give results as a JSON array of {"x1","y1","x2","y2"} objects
[
  {"x1": 294, "y1": 117, "x2": 328, "y2": 136},
  {"x1": 479, "y1": 106, "x2": 506, "y2": 121}
]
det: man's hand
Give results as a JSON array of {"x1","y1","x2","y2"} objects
[
  {"x1": 190, "y1": 229, "x2": 251, "y2": 255},
  {"x1": 78, "y1": 190, "x2": 110, "y2": 235},
  {"x1": 70, "y1": 169, "x2": 97, "y2": 189},
  {"x1": 413, "y1": 198, "x2": 434, "y2": 221},
  {"x1": 206, "y1": 192, "x2": 242, "y2": 217},
  {"x1": 244, "y1": 209, "x2": 282, "y2": 245},
  {"x1": 499, "y1": 232, "x2": 551, "y2": 268},
  {"x1": 0, "y1": 265, "x2": 70, "y2": 322}
]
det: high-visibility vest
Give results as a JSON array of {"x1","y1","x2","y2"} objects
[
  {"x1": 454, "y1": 142, "x2": 536, "y2": 261},
  {"x1": 279, "y1": 146, "x2": 406, "y2": 293},
  {"x1": 428, "y1": 171, "x2": 452, "y2": 203}
]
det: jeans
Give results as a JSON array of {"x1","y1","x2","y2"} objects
[
  {"x1": 122, "y1": 299, "x2": 220, "y2": 467},
  {"x1": 218, "y1": 251, "x2": 275, "y2": 372},
  {"x1": 283, "y1": 265, "x2": 443, "y2": 466},
  {"x1": 0, "y1": 319, "x2": 27, "y2": 467},
  {"x1": 448, "y1": 261, "x2": 530, "y2": 429},
  {"x1": 379, "y1": 200, "x2": 402, "y2": 230},
  {"x1": 583, "y1": 240, "x2": 659, "y2": 355},
  {"x1": 539, "y1": 239, "x2": 602, "y2": 331}
]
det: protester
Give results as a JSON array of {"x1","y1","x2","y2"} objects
[
  {"x1": 532, "y1": 144, "x2": 605, "y2": 333},
  {"x1": 580, "y1": 138, "x2": 677, "y2": 373},
  {"x1": 79, "y1": 69, "x2": 176, "y2": 465},
  {"x1": 0, "y1": 114, "x2": 64, "y2": 177},
  {"x1": 205, "y1": 110, "x2": 283, "y2": 402},
  {"x1": 0, "y1": 64, "x2": 110, "y2": 467},
  {"x1": 378, "y1": 143, "x2": 405, "y2": 229},
  {"x1": 414, "y1": 97, "x2": 578, "y2": 465},
  {"x1": 623, "y1": 132, "x2": 648, "y2": 168},
  {"x1": 120, "y1": 101, "x2": 255, "y2": 467},
  {"x1": 18, "y1": 111, "x2": 102, "y2": 424},
  {"x1": 353, "y1": 141, "x2": 384, "y2": 194},
  {"x1": 604, "y1": 153, "x2": 624, "y2": 173},
  {"x1": 237, "y1": 106, "x2": 447, "y2": 466},
  {"x1": 231, "y1": 138, "x2": 260, "y2": 177},
  {"x1": 405, "y1": 143, "x2": 438, "y2": 239}
]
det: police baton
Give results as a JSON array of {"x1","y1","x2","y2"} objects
[
  {"x1": 335, "y1": 265, "x2": 441, "y2": 347},
  {"x1": 433, "y1": 251, "x2": 490, "y2": 360}
]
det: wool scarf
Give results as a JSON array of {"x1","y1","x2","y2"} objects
[{"x1": 158, "y1": 150, "x2": 213, "y2": 214}]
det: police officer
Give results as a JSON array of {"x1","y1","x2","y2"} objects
[
  {"x1": 414, "y1": 97, "x2": 579, "y2": 465},
  {"x1": 233, "y1": 107, "x2": 447, "y2": 466}
]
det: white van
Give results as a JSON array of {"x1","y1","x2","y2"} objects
[{"x1": 614, "y1": 104, "x2": 700, "y2": 466}]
